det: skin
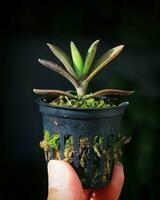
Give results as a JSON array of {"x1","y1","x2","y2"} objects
[{"x1": 47, "y1": 160, "x2": 124, "y2": 200}]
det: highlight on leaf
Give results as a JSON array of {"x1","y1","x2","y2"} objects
[
  {"x1": 82, "y1": 40, "x2": 100, "y2": 78},
  {"x1": 70, "y1": 41, "x2": 84, "y2": 79},
  {"x1": 85, "y1": 45, "x2": 124, "y2": 82}
]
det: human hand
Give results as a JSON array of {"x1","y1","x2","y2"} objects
[{"x1": 47, "y1": 160, "x2": 124, "y2": 200}]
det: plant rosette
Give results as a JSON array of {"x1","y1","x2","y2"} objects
[{"x1": 34, "y1": 40, "x2": 134, "y2": 189}]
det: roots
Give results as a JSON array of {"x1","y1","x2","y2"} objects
[{"x1": 40, "y1": 130, "x2": 131, "y2": 186}]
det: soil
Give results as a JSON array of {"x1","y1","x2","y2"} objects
[{"x1": 43, "y1": 95, "x2": 119, "y2": 108}]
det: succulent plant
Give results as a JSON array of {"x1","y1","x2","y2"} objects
[{"x1": 33, "y1": 40, "x2": 134, "y2": 98}]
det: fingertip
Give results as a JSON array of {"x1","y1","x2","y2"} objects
[
  {"x1": 114, "y1": 161, "x2": 124, "y2": 171},
  {"x1": 112, "y1": 161, "x2": 125, "y2": 185},
  {"x1": 47, "y1": 160, "x2": 84, "y2": 200},
  {"x1": 48, "y1": 160, "x2": 82, "y2": 189},
  {"x1": 47, "y1": 160, "x2": 55, "y2": 173},
  {"x1": 47, "y1": 160, "x2": 68, "y2": 189}
]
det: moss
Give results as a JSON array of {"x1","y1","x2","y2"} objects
[
  {"x1": 40, "y1": 131, "x2": 131, "y2": 186},
  {"x1": 48, "y1": 96, "x2": 117, "y2": 108}
]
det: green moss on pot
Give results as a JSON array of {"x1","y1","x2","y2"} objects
[
  {"x1": 48, "y1": 96, "x2": 117, "y2": 108},
  {"x1": 40, "y1": 130, "x2": 131, "y2": 185}
]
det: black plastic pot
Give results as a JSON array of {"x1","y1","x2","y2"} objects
[{"x1": 37, "y1": 98, "x2": 128, "y2": 189}]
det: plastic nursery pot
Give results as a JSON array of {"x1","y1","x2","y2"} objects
[{"x1": 37, "y1": 97, "x2": 128, "y2": 189}]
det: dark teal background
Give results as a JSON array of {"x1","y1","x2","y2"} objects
[{"x1": 0, "y1": 0, "x2": 159, "y2": 199}]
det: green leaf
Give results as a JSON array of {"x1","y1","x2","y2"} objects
[
  {"x1": 82, "y1": 40, "x2": 100, "y2": 77},
  {"x1": 47, "y1": 43, "x2": 78, "y2": 79},
  {"x1": 70, "y1": 41, "x2": 84, "y2": 79},
  {"x1": 85, "y1": 45, "x2": 124, "y2": 82}
]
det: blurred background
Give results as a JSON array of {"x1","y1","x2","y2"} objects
[{"x1": 0, "y1": 0, "x2": 159, "y2": 199}]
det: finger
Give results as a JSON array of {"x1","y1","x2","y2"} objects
[
  {"x1": 47, "y1": 160, "x2": 91, "y2": 200},
  {"x1": 94, "y1": 162, "x2": 125, "y2": 200}
]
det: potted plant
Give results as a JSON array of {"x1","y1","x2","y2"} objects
[{"x1": 33, "y1": 40, "x2": 134, "y2": 189}]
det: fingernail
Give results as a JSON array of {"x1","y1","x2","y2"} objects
[
  {"x1": 115, "y1": 160, "x2": 124, "y2": 171},
  {"x1": 48, "y1": 160, "x2": 66, "y2": 189}
]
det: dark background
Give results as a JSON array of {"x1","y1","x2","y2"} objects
[{"x1": 0, "y1": 0, "x2": 160, "y2": 199}]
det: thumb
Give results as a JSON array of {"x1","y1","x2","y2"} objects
[{"x1": 47, "y1": 160, "x2": 84, "y2": 200}]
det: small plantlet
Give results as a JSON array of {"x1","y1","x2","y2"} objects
[
  {"x1": 34, "y1": 39, "x2": 134, "y2": 189},
  {"x1": 33, "y1": 40, "x2": 134, "y2": 99}
]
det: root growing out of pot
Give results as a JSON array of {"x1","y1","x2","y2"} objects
[{"x1": 40, "y1": 130, "x2": 131, "y2": 185}]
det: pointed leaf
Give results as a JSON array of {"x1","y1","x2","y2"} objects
[
  {"x1": 38, "y1": 59, "x2": 79, "y2": 89},
  {"x1": 82, "y1": 40, "x2": 100, "y2": 78},
  {"x1": 90, "y1": 89, "x2": 134, "y2": 98},
  {"x1": 47, "y1": 43, "x2": 77, "y2": 79},
  {"x1": 85, "y1": 45, "x2": 124, "y2": 82},
  {"x1": 70, "y1": 41, "x2": 84, "y2": 78},
  {"x1": 33, "y1": 89, "x2": 76, "y2": 98}
]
